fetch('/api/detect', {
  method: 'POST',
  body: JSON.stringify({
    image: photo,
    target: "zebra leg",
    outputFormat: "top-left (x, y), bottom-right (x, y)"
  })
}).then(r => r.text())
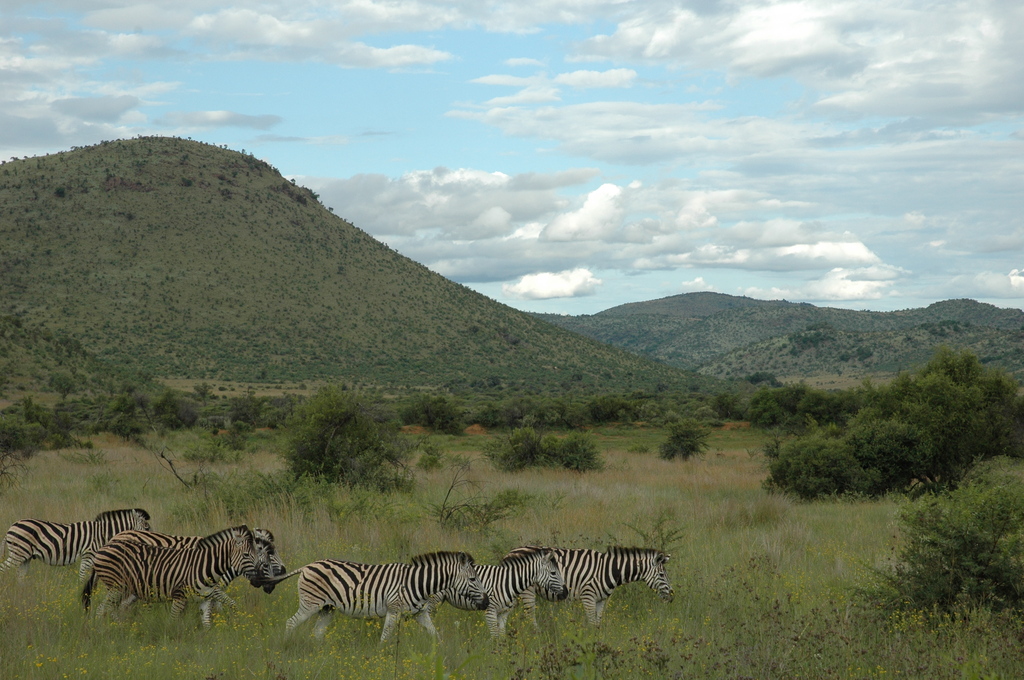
top-left (77, 554), bottom-right (93, 582)
top-left (587, 596), bottom-right (608, 626)
top-left (312, 609), bottom-right (334, 639)
top-left (484, 607), bottom-right (502, 638)
top-left (496, 608), bottom-right (512, 637)
top-left (285, 603), bottom-right (320, 633)
top-left (95, 588), bottom-right (123, 619)
top-left (519, 588), bottom-right (540, 629)
top-left (170, 595), bottom-right (189, 620)
top-left (380, 609), bottom-right (405, 642)
top-left (413, 607), bottom-right (441, 640)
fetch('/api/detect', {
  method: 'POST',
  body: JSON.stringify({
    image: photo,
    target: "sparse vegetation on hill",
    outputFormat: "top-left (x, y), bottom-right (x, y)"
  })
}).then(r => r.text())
top-left (537, 293), bottom-right (1024, 383)
top-left (0, 137), bottom-right (706, 393)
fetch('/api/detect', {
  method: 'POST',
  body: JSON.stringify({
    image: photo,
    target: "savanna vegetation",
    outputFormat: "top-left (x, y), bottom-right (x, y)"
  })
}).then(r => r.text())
top-left (3, 347), bottom-right (1024, 678)
top-left (4, 423), bottom-right (1024, 679)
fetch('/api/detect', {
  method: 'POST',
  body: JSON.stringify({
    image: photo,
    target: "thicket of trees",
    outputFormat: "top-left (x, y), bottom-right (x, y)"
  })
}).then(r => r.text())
top-left (764, 348), bottom-right (1024, 499)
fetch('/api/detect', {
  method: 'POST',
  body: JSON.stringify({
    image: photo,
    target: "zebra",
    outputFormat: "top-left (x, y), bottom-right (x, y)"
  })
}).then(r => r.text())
top-left (250, 551), bottom-right (489, 642)
top-left (92, 526), bottom-right (287, 616)
top-left (424, 545), bottom-right (567, 637)
top-left (506, 545), bottom-right (673, 626)
top-left (0, 508), bottom-right (151, 581)
top-left (103, 527), bottom-right (286, 587)
top-left (81, 525), bottom-right (263, 628)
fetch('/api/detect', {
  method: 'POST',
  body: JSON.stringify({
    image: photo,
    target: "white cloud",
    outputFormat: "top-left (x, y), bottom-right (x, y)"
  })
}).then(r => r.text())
top-left (680, 277), bottom-right (716, 292)
top-left (503, 268), bottom-right (602, 299)
top-left (553, 68), bottom-right (636, 89)
top-left (542, 183), bottom-right (625, 241)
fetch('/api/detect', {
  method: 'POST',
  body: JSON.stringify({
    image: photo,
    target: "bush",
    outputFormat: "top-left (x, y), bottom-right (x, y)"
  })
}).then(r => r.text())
top-left (555, 431), bottom-right (603, 472)
top-left (764, 429), bottom-right (866, 499)
top-left (878, 465), bottom-right (1024, 612)
top-left (659, 418), bottom-right (711, 461)
top-left (484, 427), bottom-right (603, 472)
top-left (400, 393), bottom-right (464, 435)
top-left (284, 387), bottom-right (412, 492)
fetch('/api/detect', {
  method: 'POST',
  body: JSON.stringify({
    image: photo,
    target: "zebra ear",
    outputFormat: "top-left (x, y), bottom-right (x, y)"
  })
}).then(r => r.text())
top-left (658, 553), bottom-right (670, 563)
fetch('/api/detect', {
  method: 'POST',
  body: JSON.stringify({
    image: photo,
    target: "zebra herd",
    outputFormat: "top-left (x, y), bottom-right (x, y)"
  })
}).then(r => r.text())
top-left (2, 508), bottom-right (674, 640)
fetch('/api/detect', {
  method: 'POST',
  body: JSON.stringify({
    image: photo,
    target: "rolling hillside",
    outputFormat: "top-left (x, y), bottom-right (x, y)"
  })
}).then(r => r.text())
top-left (0, 137), bottom-right (706, 393)
top-left (537, 293), bottom-right (1024, 382)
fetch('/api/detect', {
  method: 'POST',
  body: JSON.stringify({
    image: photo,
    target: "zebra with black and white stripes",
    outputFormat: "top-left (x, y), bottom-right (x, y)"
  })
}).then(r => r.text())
top-left (0, 508), bottom-right (151, 580)
top-left (81, 525), bottom-right (264, 628)
top-left (104, 527), bottom-right (286, 588)
top-left (506, 546), bottom-right (673, 626)
top-left (250, 551), bottom-right (489, 641)
top-left (425, 545), bottom-right (567, 637)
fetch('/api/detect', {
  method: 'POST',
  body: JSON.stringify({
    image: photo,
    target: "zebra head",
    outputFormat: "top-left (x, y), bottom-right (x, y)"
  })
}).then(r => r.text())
top-left (199, 525), bottom-right (260, 580)
top-left (412, 551), bottom-right (489, 612)
top-left (609, 547), bottom-right (674, 603)
top-left (252, 528), bottom-right (286, 593)
top-left (454, 552), bottom-right (489, 611)
top-left (131, 509), bottom-right (152, 531)
top-left (503, 546), bottom-right (568, 601)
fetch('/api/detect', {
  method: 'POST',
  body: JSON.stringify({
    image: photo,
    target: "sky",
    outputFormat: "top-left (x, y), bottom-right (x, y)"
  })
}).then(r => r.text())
top-left (3, 1), bottom-right (1024, 316)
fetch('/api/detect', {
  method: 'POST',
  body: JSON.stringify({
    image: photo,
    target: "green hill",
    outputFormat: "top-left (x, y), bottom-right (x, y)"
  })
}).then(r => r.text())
top-left (0, 137), bottom-right (707, 393)
top-left (537, 293), bottom-right (1024, 382)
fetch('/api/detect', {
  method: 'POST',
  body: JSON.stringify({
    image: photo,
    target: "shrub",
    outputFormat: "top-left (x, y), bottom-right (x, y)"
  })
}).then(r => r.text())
top-left (878, 465), bottom-right (1024, 612)
top-left (764, 429), bottom-right (866, 499)
top-left (659, 418), bottom-right (711, 461)
top-left (400, 393), bottom-right (464, 435)
top-left (484, 427), bottom-right (603, 472)
top-left (284, 386), bottom-right (412, 492)
top-left (555, 431), bottom-right (603, 472)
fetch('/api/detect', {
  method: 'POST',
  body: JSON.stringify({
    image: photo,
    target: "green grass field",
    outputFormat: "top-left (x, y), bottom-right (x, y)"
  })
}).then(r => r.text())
top-left (1, 426), bottom-right (1021, 679)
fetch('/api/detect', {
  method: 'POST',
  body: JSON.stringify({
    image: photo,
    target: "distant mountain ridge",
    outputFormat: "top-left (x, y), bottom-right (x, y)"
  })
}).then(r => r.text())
top-left (536, 294), bottom-right (1024, 382)
top-left (0, 137), bottom-right (706, 393)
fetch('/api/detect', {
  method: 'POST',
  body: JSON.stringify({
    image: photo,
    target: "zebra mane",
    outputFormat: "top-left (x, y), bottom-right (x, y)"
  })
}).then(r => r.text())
top-left (93, 508), bottom-right (150, 522)
top-left (500, 546), bottom-right (549, 567)
top-left (197, 525), bottom-right (253, 549)
top-left (409, 550), bottom-right (473, 567)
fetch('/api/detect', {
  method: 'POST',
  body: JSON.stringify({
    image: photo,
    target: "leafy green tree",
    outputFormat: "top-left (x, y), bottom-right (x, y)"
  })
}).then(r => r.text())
top-left (49, 372), bottom-right (76, 400)
top-left (659, 418), bottom-right (711, 461)
top-left (285, 387), bottom-right (412, 492)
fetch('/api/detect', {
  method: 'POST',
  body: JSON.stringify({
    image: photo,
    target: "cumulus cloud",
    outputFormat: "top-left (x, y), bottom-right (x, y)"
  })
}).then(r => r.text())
top-left (542, 183), bottom-right (625, 241)
top-left (503, 268), bottom-right (602, 299)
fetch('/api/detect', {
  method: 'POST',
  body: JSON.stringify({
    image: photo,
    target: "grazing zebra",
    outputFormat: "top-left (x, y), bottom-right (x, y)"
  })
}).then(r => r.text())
top-left (507, 546), bottom-right (673, 626)
top-left (0, 508), bottom-right (151, 580)
top-left (425, 545), bottom-right (568, 637)
top-left (82, 525), bottom-right (263, 628)
top-left (250, 551), bottom-right (489, 642)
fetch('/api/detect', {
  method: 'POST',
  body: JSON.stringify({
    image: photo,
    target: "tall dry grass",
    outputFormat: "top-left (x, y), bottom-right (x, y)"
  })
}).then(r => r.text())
top-left (1, 426), bottom-right (1021, 678)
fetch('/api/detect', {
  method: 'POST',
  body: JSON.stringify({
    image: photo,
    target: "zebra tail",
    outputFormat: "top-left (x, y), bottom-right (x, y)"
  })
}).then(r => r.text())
top-left (249, 567), bottom-right (303, 589)
top-left (81, 570), bottom-right (97, 610)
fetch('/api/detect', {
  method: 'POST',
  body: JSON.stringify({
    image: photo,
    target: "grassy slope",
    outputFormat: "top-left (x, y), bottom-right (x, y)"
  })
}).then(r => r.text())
top-left (0, 138), bottom-right (705, 393)
top-left (538, 293), bottom-right (1024, 380)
